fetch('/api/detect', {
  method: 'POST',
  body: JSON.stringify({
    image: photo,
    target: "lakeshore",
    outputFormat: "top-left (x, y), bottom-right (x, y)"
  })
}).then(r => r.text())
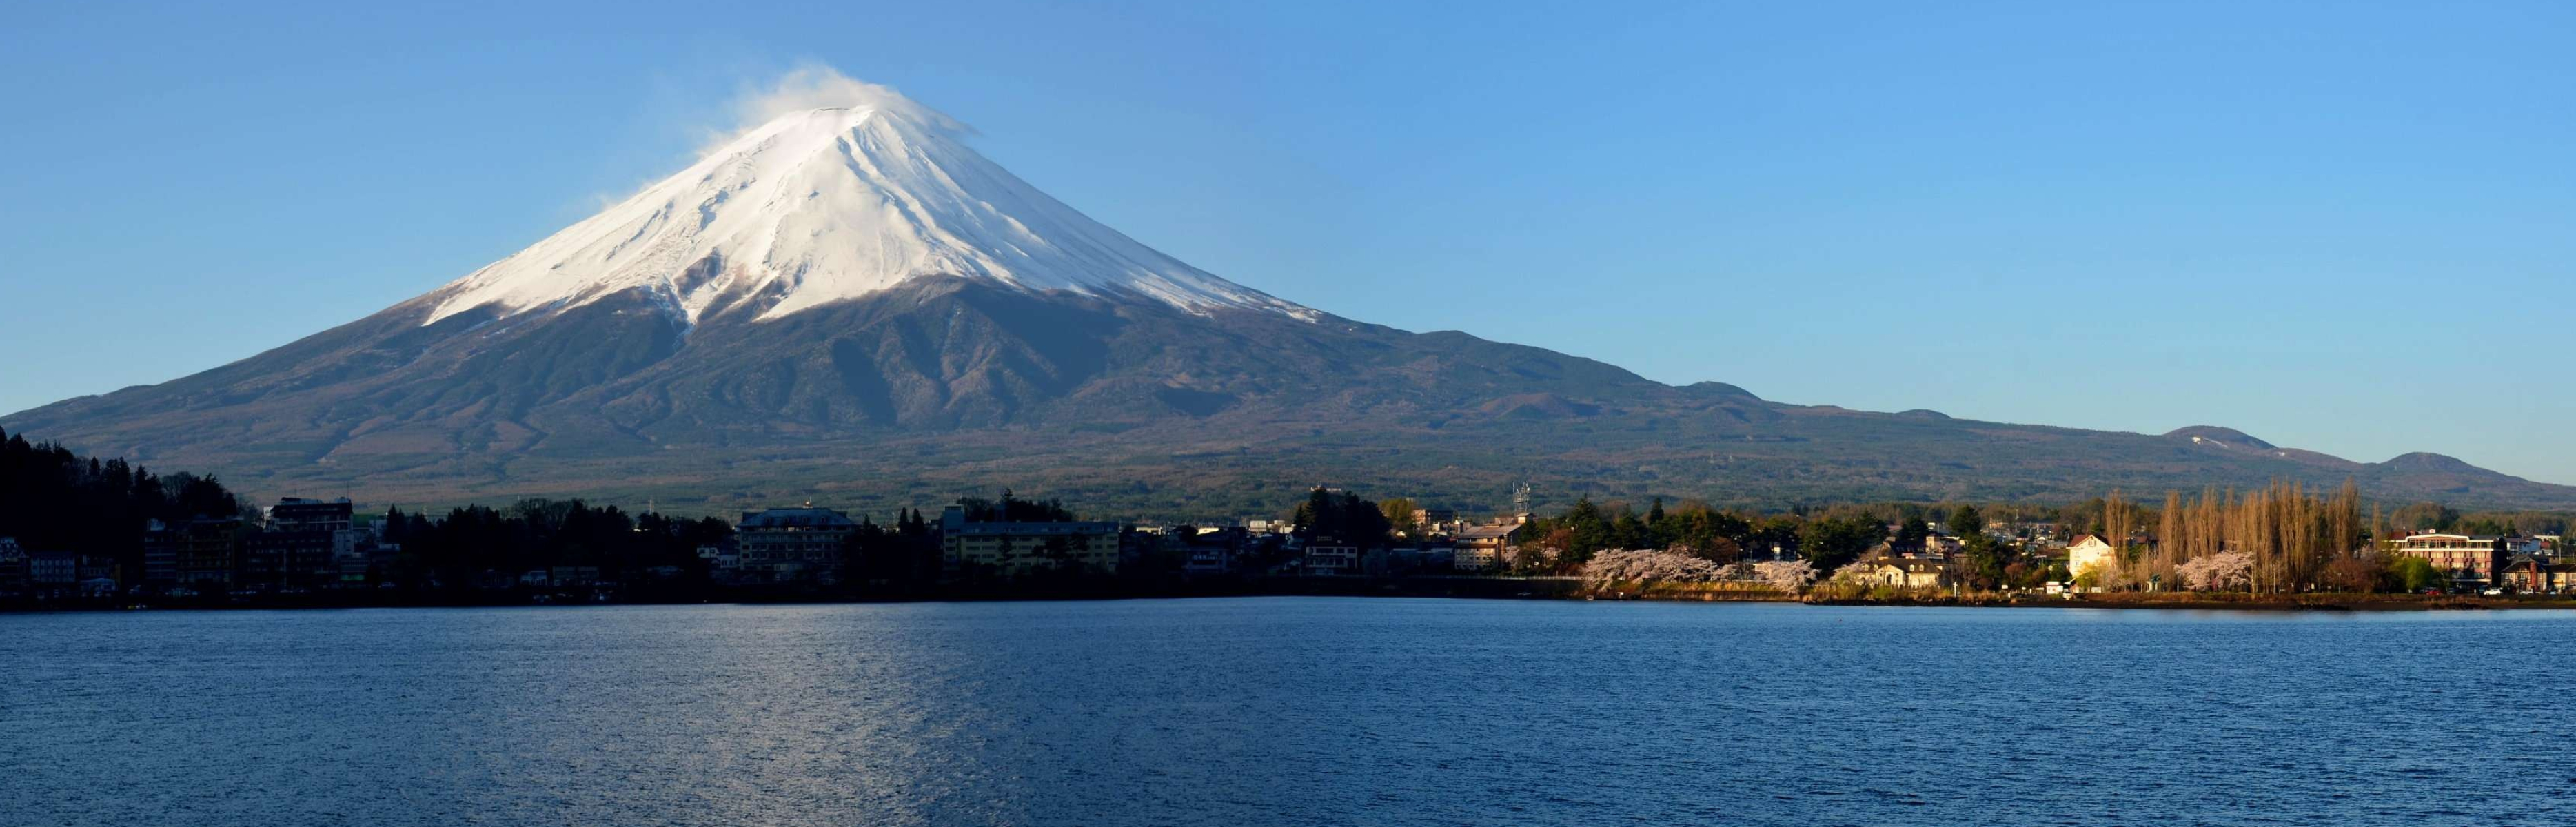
top-left (10, 431), bottom-right (2574, 614)
top-left (20, 575), bottom-right (2576, 614)
top-left (1809, 591), bottom-right (2575, 611)
top-left (1608, 580), bottom-right (2576, 610)
top-left (0, 575), bottom-right (1591, 613)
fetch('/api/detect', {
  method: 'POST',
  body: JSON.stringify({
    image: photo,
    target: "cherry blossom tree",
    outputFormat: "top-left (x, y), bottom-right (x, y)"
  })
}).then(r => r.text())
top-left (2177, 551), bottom-right (2255, 591)
top-left (1752, 560), bottom-right (1816, 594)
top-left (1581, 549), bottom-right (1727, 589)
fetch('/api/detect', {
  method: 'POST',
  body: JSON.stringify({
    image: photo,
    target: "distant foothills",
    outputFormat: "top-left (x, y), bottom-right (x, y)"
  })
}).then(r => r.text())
top-left (5, 426), bottom-right (2572, 611)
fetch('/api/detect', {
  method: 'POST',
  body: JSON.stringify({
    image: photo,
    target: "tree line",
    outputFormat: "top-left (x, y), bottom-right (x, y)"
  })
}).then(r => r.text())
top-left (1509, 482), bottom-right (2576, 595)
top-left (0, 427), bottom-right (241, 571)
top-left (2080, 482), bottom-right (2524, 594)
top-left (1515, 497), bottom-right (1882, 573)
top-left (378, 500), bottom-right (734, 595)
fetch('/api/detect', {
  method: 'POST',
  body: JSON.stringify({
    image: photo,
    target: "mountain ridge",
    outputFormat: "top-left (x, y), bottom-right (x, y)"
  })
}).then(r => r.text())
top-left (9, 273), bottom-right (2561, 516)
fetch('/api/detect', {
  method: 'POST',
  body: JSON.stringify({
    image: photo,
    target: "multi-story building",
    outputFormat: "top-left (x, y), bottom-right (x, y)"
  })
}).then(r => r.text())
top-left (1453, 522), bottom-right (1525, 572)
top-left (0, 537), bottom-right (26, 593)
top-left (76, 553), bottom-right (118, 586)
top-left (28, 551), bottom-right (79, 591)
top-left (940, 504), bottom-right (1121, 578)
top-left (2391, 533), bottom-right (2517, 589)
top-left (736, 507), bottom-right (860, 583)
top-left (265, 498), bottom-right (354, 533)
top-left (241, 498), bottom-right (356, 589)
top-left (176, 518), bottom-right (242, 588)
top-left (332, 527), bottom-right (378, 586)
top-left (77, 562), bottom-right (121, 597)
top-left (243, 529), bottom-right (335, 590)
top-left (1302, 542), bottom-right (1360, 576)
top-left (1178, 527), bottom-right (1243, 575)
top-left (1179, 542), bottom-right (1230, 575)
top-left (143, 520), bottom-right (179, 588)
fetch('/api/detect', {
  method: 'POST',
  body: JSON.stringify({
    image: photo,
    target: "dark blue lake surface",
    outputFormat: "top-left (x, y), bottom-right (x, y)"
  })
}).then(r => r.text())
top-left (5, 598), bottom-right (2573, 826)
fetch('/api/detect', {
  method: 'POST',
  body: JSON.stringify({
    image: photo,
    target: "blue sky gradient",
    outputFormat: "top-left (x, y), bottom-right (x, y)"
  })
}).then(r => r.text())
top-left (3, 1), bottom-right (2570, 481)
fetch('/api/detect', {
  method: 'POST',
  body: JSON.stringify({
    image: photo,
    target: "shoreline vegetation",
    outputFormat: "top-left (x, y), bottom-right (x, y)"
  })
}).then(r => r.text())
top-left (6, 426), bottom-right (2574, 615)
top-left (1601, 581), bottom-right (2575, 611)
top-left (13, 579), bottom-right (2576, 613)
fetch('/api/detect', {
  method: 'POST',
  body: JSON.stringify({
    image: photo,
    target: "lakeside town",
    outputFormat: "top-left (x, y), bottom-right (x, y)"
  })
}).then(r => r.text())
top-left (3, 427), bottom-right (2571, 610)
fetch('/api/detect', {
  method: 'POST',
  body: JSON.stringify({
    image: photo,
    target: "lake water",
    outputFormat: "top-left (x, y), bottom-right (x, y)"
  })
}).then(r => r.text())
top-left (4, 598), bottom-right (2572, 826)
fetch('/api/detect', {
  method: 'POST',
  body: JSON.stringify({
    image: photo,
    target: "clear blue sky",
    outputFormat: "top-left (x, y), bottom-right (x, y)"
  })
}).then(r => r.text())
top-left (3, 1), bottom-right (2570, 482)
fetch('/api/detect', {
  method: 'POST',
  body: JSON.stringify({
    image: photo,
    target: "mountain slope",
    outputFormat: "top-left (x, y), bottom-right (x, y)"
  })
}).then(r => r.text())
top-left (8, 85), bottom-right (2570, 517)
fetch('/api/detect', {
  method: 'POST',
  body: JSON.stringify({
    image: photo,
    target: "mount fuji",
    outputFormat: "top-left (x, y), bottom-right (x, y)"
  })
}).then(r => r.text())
top-left (8, 81), bottom-right (2570, 515)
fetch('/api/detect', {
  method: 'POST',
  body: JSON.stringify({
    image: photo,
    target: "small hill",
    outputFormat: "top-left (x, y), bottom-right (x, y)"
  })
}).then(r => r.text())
top-left (2377, 452), bottom-right (2486, 475)
top-left (2165, 426), bottom-right (2277, 451)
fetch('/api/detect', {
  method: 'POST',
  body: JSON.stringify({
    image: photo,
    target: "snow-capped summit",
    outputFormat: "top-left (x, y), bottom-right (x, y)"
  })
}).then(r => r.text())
top-left (427, 88), bottom-right (1306, 327)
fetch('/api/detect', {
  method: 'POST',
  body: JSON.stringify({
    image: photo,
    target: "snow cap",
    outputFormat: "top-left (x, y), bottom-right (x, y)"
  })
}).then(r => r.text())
top-left (422, 67), bottom-right (1310, 327)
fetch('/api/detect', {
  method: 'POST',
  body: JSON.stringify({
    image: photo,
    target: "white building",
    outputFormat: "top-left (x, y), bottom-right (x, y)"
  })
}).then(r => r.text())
top-left (2391, 533), bottom-right (2524, 589)
top-left (2067, 535), bottom-right (2117, 582)
top-left (737, 507), bottom-right (861, 583)
top-left (697, 544), bottom-right (738, 574)
top-left (1304, 544), bottom-right (1360, 575)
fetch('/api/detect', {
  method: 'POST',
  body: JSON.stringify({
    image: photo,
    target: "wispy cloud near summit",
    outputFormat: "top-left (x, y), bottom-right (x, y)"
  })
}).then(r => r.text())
top-left (706, 64), bottom-right (969, 154)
